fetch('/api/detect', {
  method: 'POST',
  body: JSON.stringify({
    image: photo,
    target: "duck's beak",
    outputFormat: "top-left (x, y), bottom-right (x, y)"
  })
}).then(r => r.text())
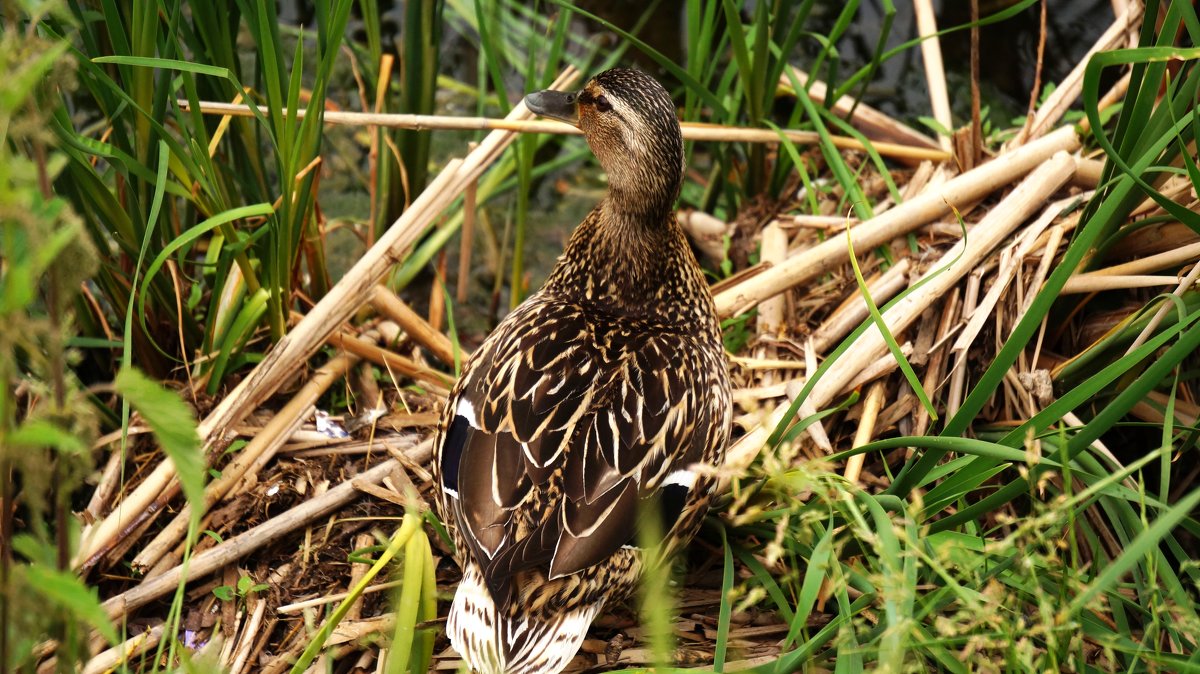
top-left (524, 89), bottom-right (579, 127)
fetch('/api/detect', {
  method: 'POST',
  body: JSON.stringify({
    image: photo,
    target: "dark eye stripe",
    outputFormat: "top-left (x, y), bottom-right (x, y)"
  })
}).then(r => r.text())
top-left (594, 95), bottom-right (612, 113)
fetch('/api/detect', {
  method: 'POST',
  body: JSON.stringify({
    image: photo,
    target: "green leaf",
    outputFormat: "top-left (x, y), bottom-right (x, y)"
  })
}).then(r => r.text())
top-left (114, 367), bottom-right (205, 528)
top-left (24, 564), bottom-right (118, 646)
top-left (8, 420), bottom-right (87, 455)
top-left (91, 55), bottom-right (232, 79)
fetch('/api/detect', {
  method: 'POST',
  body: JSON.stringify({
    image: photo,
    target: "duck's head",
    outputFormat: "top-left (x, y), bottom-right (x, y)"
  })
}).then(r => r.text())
top-left (525, 68), bottom-right (684, 219)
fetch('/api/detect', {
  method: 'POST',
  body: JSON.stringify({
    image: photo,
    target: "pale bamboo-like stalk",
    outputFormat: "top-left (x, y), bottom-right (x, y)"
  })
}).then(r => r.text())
top-left (844, 343), bottom-right (914, 394)
top-left (369, 285), bottom-right (461, 365)
top-left (947, 273), bottom-right (983, 419)
top-left (180, 100), bottom-right (952, 162)
top-left (1060, 274), bottom-right (1182, 294)
top-left (914, 0), bottom-right (954, 153)
top-left (227, 594), bottom-right (268, 674)
top-left (276, 579), bottom-right (404, 615)
top-left (713, 125), bottom-right (1081, 318)
top-left (912, 288), bottom-right (960, 437)
top-left (328, 330), bottom-right (452, 394)
top-left (755, 222), bottom-right (789, 385)
top-left (1065, 239), bottom-right (1200, 282)
top-left (845, 382), bottom-right (886, 485)
top-left (73, 66), bottom-right (582, 572)
top-left (79, 624), bottom-right (164, 674)
top-left (677, 210), bottom-right (730, 265)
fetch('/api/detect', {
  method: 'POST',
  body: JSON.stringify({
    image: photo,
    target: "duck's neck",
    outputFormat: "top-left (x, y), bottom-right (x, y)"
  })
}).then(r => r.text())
top-left (543, 195), bottom-right (705, 319)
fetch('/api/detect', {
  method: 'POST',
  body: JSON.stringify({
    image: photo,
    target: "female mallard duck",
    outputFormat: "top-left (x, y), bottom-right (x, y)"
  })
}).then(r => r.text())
top-left (433, 68), bottom-right (732, 674)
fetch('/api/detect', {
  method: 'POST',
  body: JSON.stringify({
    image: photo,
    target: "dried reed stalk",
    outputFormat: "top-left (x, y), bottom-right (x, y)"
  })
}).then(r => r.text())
top-left (370, 285), bottom-right (461, 365)
top-left (845, 382), bottom-right (886, 484)
top-left (952, 196), bottom-right (1082, 357)
top-left (180, 100), bottom-right (951, 162)
top-left (327, 330), bottom-right (452, 393)
top-left (914, 0), bottom-right (954, 153)
top-left (713, 125), bottom-right (1080, 318)
top-left (1060, 274), bottom-right (1181, 294)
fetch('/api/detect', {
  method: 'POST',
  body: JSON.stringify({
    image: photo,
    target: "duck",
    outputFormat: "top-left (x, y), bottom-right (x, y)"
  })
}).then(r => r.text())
top-left (433, 68), bottom-right (732, 674)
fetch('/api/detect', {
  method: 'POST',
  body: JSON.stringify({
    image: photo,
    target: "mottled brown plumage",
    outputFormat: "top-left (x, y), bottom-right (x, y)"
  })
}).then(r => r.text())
top-left (433, 68), bottom-right (732, 674)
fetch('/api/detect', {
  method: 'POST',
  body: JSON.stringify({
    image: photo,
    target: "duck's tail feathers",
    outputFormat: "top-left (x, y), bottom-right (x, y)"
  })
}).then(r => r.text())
top-left (446, 566), bottom-right (602, 674)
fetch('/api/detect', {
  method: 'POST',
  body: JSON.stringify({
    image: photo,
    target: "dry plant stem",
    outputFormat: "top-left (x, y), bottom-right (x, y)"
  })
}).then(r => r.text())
top-left (83, 444), bottom-right (125, 522)
top-left (429, 250), bottom-right (447, 331)
top-left (1125, 260), bottom-right (1200, 354)
top-left (181, 100), bottom-right (951, 163)
top-left (1011, 6), bottom-right (1139, 145)
top-left (1024, 224), bottom-right (1066, 315)
top-left (277, 579), bottom-right (404, 615)
top-left (811, 259), bottom-right (911, 354)
top-left (1066, 239), bottom-right (1200, 281)
top-left (100, 457), bottom-right (400, 621)
top-left (807, 153), bottom-right (1076, 421)
top-left (952, 196), bottom-right (1081, 356)
top-left (228, 596), bottom-right (268, 674)
top-left (125, 351), bottom-right (362, 574)
top-left (1059, 275), bottom-right (1181, 294)
top-left (845, 382), bottom-right (886, 484)
top-left (329, 330), bottom-right (452, 394)
top-left (345, 533), bottom-right (376, 622)
top-left (714, 126), bottom-right (1080, 317)
top-left (844, 343), bottom-right (914, 394)
top-left (803, 339), bottom-right (833, 453)
top-left (947, 271), bottom-right (983, 420)
top-left (678, 210), bottom-right (731, 264)
top-left (719, 381), bottom-right (801, 491)
top-left (914, 289), bottom-right (961, 437)
top-left (914, 0), bottom-right (954, 153)
top-left (780, 214), bottom-right (858, 230)
top-left (369, 285), bottom-right (461, 365)
top-left (756, 222), bottom-right (788, 386)
top-left (1136, 391), bottom-right (1200, 426)
top-left (1072, 158), bottom-right (1105, 188)
top-left (79, 624), bottom-right (164, 674)
top-left (233, 564), bottom-right (291, 674)
top-left (457, 177), bottom-right (477, 303)
top-left (784, 66), bottom-right (939, 153)
top-left (71, 69), bottom-right (584, 570)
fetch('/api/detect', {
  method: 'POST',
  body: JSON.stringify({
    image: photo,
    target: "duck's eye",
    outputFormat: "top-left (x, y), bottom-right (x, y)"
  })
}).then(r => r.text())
top-left (594, 95), bottom-right (612, 113)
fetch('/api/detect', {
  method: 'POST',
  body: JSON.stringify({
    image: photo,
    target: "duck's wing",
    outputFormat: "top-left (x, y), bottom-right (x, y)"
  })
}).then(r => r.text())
top-left (436, 301), bottom-right (730, 601)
